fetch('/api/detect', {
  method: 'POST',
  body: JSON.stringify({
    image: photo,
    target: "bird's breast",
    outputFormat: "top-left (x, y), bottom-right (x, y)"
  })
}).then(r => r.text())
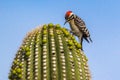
top-left (69, 20), bottom-right (82, 36)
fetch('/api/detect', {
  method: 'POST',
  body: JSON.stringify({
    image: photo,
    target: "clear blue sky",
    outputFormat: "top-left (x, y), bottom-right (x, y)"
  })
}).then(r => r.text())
top-left (0, 0), bottom-right (120, 80)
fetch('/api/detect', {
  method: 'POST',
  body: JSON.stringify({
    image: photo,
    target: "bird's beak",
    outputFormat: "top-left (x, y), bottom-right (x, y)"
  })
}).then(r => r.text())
top-left (64, 20), bottom-right (68, 25)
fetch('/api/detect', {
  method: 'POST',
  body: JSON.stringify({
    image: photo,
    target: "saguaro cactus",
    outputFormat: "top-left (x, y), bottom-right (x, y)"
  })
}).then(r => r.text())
top-left (9, 23), bottom-right (91, 80)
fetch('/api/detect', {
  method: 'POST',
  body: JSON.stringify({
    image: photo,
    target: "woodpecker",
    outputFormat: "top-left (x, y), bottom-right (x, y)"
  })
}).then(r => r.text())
top-left (64, 11), bottom-right (92, 50)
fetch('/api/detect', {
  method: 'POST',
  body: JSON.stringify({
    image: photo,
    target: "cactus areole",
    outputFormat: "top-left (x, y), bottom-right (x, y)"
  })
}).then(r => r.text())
top-left (9, 23), bottom-right (91, 80)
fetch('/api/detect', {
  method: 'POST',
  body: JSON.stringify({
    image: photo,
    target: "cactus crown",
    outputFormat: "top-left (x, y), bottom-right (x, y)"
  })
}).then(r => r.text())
top-left (9, 23), bottom-right (91, 80)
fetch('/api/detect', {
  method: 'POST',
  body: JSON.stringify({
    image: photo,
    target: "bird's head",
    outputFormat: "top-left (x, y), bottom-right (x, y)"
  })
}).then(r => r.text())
top-left (64, 11), bottom-right (74, 25)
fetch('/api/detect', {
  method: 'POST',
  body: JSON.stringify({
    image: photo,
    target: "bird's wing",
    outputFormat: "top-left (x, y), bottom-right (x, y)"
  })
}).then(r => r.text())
top-left (74, 15), bottom-right (90, 37)
top-left (74, 15), bottom-right (92, 43)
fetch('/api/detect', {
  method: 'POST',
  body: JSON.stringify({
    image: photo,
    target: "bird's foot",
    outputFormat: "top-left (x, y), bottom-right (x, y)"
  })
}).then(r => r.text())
top-left (69, 30), bottom-right (76, 35)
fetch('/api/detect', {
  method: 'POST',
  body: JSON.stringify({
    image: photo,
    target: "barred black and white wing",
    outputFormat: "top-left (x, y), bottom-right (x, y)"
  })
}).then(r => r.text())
top-left (74, 15), bottom-right (92, 43)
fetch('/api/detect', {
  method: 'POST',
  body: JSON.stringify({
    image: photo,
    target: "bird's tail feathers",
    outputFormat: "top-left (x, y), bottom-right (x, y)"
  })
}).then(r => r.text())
top-left (84, 37), bottom-right (92, 43)
top-left (84, 37), bottom-right (90, 43)
top-left (89, 37), bottom-right (93, 43)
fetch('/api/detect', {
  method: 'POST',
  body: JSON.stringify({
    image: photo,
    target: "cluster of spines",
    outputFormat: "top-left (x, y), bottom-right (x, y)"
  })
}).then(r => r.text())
top-left (9, 23), bottom-right (91, 80)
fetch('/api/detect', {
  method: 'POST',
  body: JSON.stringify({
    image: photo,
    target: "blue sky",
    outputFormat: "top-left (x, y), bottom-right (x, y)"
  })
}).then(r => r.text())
top-left (0, 0), bottom-right (120, 80)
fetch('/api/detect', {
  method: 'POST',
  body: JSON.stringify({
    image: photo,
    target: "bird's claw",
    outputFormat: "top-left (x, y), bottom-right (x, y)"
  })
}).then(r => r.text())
top-left (65, 29), bottom-right (75, 35)
top-left (70, 31), bottom-right (76, 35)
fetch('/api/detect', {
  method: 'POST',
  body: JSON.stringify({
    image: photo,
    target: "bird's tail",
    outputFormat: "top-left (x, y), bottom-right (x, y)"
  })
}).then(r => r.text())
top-left (84, 37), bottom-right (93, 43)
top-left (89, 37), bottom-right (93, 43)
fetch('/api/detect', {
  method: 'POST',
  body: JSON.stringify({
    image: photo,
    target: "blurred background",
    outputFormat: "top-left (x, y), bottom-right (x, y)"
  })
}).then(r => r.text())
top-left (0, 0), bottom-right (120, 80)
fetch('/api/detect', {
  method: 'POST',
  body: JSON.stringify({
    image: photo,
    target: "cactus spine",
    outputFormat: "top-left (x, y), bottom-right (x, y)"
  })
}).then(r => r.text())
top-left (9, 23), bottom-right (91, 80)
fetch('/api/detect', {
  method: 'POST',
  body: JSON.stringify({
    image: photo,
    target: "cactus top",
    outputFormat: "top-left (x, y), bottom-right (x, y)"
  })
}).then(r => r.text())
top-left (9, 23), bottom-right (91, 80)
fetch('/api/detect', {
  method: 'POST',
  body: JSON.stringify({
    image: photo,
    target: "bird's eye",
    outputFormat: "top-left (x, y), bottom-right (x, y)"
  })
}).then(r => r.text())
top-left (65, 16), bottom-right (67, 19)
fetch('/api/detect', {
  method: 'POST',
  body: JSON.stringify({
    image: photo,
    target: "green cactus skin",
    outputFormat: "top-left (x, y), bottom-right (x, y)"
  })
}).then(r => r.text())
top-left (9, 23), bottom-right (91, 80)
